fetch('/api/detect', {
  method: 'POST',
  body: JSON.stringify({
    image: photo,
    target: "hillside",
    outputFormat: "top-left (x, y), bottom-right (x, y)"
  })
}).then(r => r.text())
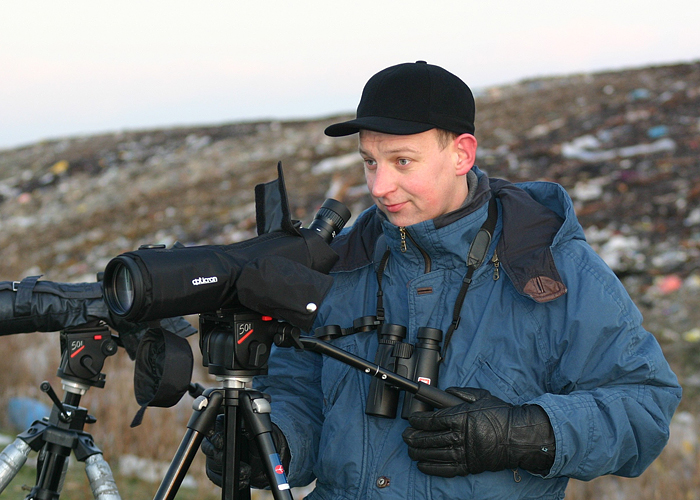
top-left (3, 60), bottom-right (700, 376)
top-left (1, 63), bottom-right (699, 283)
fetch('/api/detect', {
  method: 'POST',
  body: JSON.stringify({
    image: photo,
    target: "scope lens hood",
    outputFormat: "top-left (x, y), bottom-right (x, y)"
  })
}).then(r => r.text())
top-left (104, 256), bottom-right (144, 319)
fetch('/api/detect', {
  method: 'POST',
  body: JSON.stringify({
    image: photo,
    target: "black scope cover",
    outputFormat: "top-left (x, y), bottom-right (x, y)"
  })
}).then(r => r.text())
top-left (103, 163), bottom-right (348, 330)
top-left (106, 228), bottom-right (338, 330)
top-left (0, 275), bottom-right (196, 358)
top-left (0, 277), bottom-right (105, 335)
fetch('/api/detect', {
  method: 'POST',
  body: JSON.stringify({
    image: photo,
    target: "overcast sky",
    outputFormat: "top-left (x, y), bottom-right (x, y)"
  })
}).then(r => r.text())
top-left (1, 1), bottom-right (698, 150)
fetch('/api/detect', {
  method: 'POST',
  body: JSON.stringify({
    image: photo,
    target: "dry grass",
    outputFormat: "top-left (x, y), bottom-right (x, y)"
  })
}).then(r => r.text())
top-left (1, 330), bottom-right (696, 500)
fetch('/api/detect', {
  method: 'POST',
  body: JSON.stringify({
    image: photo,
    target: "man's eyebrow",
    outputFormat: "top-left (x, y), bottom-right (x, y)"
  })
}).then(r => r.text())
top-left (358, 146), bottom-right (422, 156)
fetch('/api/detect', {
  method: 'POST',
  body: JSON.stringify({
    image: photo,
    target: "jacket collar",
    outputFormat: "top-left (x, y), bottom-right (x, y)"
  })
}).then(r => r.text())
top-left (378, 169), bottom-right (493, 272)
top-left (330, 168), bottom-right (570, 303)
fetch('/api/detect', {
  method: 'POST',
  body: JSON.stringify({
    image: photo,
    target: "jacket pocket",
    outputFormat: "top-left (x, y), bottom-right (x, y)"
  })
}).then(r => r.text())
top-left (320, 335), bottom-right (358, 414)
top-left (469, 356), bottom-right (532, 404)
top-left (315, 335), bottom-right (365, 494)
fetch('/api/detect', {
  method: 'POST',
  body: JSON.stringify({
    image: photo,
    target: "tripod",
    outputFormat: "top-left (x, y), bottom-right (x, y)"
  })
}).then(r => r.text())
top-left (154, 310), bottom-right (295, 500)
top-left (0, 323), bottom-right (121, 499)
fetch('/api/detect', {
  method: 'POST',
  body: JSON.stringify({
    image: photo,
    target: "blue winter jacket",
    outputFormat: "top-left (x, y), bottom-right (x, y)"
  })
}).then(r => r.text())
top-left (255, 167), bottom-right (681, 500)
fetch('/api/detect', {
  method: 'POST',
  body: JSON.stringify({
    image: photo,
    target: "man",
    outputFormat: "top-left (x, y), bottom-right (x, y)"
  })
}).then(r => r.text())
top-left (204, 61), bottom-right (681, 499)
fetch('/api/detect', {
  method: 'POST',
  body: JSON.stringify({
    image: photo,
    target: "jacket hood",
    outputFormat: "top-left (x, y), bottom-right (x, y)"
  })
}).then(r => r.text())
top-left (492, 178), bottom-right (569, 303)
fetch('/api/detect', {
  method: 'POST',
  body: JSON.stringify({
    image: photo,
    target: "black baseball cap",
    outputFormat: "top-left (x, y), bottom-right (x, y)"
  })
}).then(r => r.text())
top-left (325, 61), bottom-right (475, 137)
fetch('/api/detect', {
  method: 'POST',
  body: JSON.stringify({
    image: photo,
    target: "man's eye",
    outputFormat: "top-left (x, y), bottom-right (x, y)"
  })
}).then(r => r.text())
top-left (398, 159), bottom-right (411, 166)
top-left (364, 159), bottom-right (377, 168)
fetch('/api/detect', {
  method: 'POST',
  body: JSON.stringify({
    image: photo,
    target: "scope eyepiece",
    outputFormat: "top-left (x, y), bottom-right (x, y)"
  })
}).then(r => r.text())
top-left (308, 199), bottom-right (351, 243)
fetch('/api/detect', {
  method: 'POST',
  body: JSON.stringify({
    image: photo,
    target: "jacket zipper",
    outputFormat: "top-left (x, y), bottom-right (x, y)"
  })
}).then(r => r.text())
top-left (399, 227), bottom-right (431, 274)
top-left (492, 250), bottom-right (500, 281)
top-left (399, 227), bottom-right (408, 253)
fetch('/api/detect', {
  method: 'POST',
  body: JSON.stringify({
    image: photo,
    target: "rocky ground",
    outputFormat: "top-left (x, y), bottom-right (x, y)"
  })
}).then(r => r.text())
top-left (1, 61), bottom-right (700, 497)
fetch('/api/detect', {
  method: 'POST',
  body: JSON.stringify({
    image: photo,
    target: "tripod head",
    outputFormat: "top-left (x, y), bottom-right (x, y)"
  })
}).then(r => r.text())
top-left (199, 308), bottom-right (299, 380)
top-left (57, 322), bottom-right (118, 393)
top-left (34, 321), bottom-right (120, 425)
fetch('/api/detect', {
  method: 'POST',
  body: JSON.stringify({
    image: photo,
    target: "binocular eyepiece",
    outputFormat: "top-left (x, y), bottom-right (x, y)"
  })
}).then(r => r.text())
top-left (366, 325), bottom-right (443, 419)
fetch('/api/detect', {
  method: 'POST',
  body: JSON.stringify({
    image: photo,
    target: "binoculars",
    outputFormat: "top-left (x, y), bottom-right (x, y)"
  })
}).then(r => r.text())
top-left (315, 319), bottom-right (443, 419)
top-left (365, 324), bottom-right (443, 419)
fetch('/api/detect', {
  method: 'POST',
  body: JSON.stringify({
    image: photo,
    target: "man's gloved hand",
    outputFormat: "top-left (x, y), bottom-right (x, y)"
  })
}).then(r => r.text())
top-left (201, 414), bottom-right (291, 489)
top-left (402, 387), bottom-right (555, 477)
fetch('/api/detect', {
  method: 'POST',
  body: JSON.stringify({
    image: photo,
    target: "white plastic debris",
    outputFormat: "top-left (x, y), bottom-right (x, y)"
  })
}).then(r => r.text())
top-left (311, 153), bottom-right (360, 175)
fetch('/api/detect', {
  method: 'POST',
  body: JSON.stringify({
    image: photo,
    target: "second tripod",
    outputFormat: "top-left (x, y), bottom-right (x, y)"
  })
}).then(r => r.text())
top-left (0, 323), bottom-right (121, 500)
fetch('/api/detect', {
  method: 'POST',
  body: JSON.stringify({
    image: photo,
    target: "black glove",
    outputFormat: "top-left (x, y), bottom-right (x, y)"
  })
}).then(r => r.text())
top-left (201, 414), bottom-right (291, 489)
top-left (402, 387), bottom-right (555, 477)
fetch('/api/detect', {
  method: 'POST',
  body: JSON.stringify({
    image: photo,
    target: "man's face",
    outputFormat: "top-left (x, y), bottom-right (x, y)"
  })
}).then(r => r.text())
top-left (359, 129), bottom-right (474, 227)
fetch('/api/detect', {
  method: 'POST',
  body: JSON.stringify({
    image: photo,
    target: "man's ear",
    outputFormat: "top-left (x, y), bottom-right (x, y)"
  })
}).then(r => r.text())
top-left (454, 134), bottom-right (477, 175)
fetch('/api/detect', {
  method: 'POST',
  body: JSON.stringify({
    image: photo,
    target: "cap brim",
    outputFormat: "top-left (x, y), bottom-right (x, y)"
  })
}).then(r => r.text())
top-left (324, 116), bottom-right (435, 137)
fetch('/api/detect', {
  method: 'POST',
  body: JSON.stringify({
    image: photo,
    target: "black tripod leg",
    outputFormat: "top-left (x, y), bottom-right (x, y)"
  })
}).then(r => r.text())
top-left (223, 395), bottom-right (247, 500)
top-left (240, 392), bottom-right (293, 500)
top-left (153, 390), bottom-right (223, 500)
top-left (31, 441), bottom-right (73, 499)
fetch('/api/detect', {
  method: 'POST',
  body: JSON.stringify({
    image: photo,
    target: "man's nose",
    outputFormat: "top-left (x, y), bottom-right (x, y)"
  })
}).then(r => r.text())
top-left (370, 165), bottom-right (396, 198)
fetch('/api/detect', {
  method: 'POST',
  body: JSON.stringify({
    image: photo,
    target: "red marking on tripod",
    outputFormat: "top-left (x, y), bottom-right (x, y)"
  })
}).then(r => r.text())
top-left (237, 329), bottom-right (254, 344)
top-left (71, 345), bottom-right (86, 358)
top-left (275, 465), bottom-right (285, 475)
top-left (418, 376), bottom-right (432, 385)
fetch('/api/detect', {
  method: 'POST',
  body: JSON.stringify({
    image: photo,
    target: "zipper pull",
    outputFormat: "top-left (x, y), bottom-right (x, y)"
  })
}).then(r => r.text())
top-left (512, 468), bottom-right (522, 483)
top-left (399, 227), bottom-right (408, 253)
top-left (492, 250), bottom-right (500, 281)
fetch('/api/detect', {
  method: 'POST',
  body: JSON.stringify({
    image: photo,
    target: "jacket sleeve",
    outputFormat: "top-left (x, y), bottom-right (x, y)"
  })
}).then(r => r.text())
top-left (532, 240), bottom-right (681, 480)
top-left (254, 343), bottom-right (323, 486)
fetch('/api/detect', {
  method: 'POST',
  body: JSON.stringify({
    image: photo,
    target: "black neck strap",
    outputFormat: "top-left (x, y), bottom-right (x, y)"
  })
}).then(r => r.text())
top-left (441, 196), bottom-right (498, 358)
top-left (375, 248), bottom-right (391, 323)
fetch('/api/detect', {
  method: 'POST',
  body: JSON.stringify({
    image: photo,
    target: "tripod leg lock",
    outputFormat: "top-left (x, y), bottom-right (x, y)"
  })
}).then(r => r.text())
top-left (187, 390), bottom-right (224, 435)
top-left (250, 396), bottom-right (271, 415)
top-left (192, 395), bottom-right (209, 412)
